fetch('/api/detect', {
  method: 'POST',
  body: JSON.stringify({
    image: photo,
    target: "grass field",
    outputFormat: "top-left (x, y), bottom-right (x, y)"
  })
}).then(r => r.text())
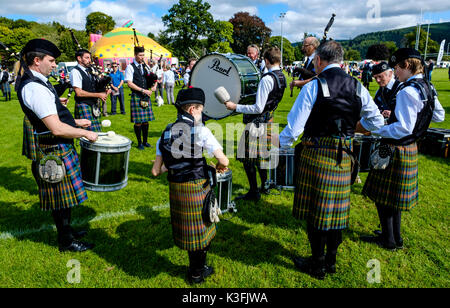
top-left (0, 68), bottom-right (449, 288)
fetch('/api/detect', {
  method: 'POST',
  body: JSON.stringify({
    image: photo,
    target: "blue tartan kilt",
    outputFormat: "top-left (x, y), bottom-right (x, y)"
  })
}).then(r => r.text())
top-left (130, 93), bottom-right (155, 123)
top-left (74, 102), bottom-right (102, 132)
top-left (169, 179), bottom-right (216, 251)
top-left (33, 135), bottom-right (87, 211)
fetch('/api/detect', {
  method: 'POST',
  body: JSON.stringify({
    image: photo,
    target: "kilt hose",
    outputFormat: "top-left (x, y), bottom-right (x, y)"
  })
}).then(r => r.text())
top-left (32, 135), bottom-right (87, 211)
top-left (74, 102), bottom-right (102, 132)
top-left (130, 93), bottom-right (155, 124)
top-left (237, 119), bottom-right (273, 166)
top-left (293, 137), bottom-right (353, 231)
top-left (22, 115), bottom-right (38, 161)
top-left (169, 179), bottom-right (216, 251)
top-left (363, 143), bottom-right (419, 211)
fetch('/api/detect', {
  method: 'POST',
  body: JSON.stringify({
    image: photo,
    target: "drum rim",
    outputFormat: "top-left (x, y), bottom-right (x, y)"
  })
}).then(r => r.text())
top-left (216, 169), bottom-right (232, 181)
top-left (80, 135), bottom-right (132, 148)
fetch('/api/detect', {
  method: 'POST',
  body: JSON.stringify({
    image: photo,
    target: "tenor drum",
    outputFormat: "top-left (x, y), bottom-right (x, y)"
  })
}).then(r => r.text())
top-left (267, 148), bottom-right (295, 190)
top-left (215, 169), bottom-right (236, 214)
top-left (190, 53), bottom-right (261, 119)
top-left (353, 134), bottom-right (380, 172)
top-left (80, 134), bottom-right (132, 191)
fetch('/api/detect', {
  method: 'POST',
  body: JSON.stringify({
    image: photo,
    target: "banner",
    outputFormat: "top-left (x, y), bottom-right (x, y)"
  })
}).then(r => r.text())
top-left (437, 39), bottom-right (446, 65)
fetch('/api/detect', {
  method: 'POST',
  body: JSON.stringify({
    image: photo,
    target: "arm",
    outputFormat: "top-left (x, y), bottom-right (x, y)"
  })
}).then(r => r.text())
top-left (152, 155), bottom-right (167, 177)
top-left (358, 84), bottom-right (385, 132)
top-left (213, 148), bottom-right (229, 173)
top-left (41, 114), bottom-right (97, 142)
top-left (226, 75), bottom-right (273, 114)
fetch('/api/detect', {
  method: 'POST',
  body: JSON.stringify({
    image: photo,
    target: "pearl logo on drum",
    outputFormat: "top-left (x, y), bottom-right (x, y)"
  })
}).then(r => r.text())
top-left (208, 58), bottom-right (232, 77)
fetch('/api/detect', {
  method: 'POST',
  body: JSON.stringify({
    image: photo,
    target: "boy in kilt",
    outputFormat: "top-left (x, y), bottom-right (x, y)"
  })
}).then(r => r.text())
top-left (70, 49), bottom-right (109, 132)
top-left (152, 88), bottom-right (229, 284)
top-left (125, 46), bottom-right (157, 150)
top-left (361, 48), bottom-right (445, 250)
top-left (279, 41), bottom-right (385, 279)
top-left (17, 39), bottom-right (98, 252)
top-left (225, 47), bottom-right (286, 202)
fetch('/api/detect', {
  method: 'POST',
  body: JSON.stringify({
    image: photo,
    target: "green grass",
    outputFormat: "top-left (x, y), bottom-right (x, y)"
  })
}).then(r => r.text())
top-left (0, 69), bottom-right (449, 288)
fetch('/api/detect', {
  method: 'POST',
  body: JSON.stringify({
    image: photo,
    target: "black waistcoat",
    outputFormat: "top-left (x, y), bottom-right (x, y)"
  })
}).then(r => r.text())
top-left (374, 79), bottom-right (401, 112)
top-left (72, 65), bottom-right (97, 105)
top-left (303, 67), bottom-right (362, 138)
top-left (159, 113), bottom-right (208, 183)
top-left (131, 62), bottom-right (148, 95)
top-left (17, 70), bottom-right (76, 144)
top-left (384, 78), bottom-right (436, 145)
top-left (243, 70), bottom-right (287, 124)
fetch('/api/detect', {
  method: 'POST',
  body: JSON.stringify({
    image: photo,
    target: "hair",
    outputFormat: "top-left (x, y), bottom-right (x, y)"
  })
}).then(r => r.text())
top-left (263, 47), bottom-right (281, 65)
top-left (247, 44), bottom-right (260, 54)
top-left (188, 58), bottom-right (196, 67)
top-left (75, 49), bottom-right (90, 61)
top-left (316, 40), bottom-right (344, 64)
top-left (25, 51), bottom-right (47, 66)
top-left (134, 46), bottom-right (145, 55)
top-left (398, 58), bottom-right (424, 75)
top-left (305, 37), bottom-right (320, 49)
top-left (181, 103), bottom-right (201, 113)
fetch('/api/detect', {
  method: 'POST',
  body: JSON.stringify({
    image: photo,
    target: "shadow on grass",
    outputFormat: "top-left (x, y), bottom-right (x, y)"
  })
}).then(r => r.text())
top-left (0, 166), bottom-right (38, 195)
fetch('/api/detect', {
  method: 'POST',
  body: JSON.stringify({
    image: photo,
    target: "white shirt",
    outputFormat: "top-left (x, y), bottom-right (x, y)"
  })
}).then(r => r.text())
top-left (372, 74), bottom-right (445, 139)
top-left (183, 69), bottom-right (191, 85)
top-left (124, 59), bottom-right (145, 82)
top-left (156, 68), bottom-right (163, 80)
top-left (156, 116), bottom-right (222, 157)
top-left (163, 70), bottom-right (175, 85)
top-left (21, 70), bottom-right (57, 119)
top-left (236, 65), bottom-right (280, 115)
top-left (374, 75), bottom-right (399, 98)
top-left (254, 59), bottom-right (268, 74)
top-left (280, 63), bottom-right (385, 147)
top-left (69, 64), bottom-right (90, 89)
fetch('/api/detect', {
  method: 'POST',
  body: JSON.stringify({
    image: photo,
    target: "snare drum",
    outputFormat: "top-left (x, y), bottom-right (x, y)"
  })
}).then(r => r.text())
top-left (353, 134), bottom-right (380, 172)
top-left (80, 134), bottom-right (132, 191)
top-left (267, 148), bottom-right (295, 190)
top-left (215, 169), bottom-right (236, 214)
top-left (190, 53), bottom-right (261, 119)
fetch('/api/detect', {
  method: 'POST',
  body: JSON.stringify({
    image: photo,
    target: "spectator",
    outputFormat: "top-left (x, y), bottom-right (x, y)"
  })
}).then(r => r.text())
top-left (163, 65), bottom-right (175, 105)
top-left (109, 63), bottom-right (125, 115)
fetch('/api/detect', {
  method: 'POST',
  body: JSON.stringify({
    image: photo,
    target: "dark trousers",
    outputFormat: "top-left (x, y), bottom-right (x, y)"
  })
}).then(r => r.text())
top-left (188, 244), bottom-right (210, 276)
top-left (376, 204), bottom-right (402, 246)
top-left (155, 82), bottom-right (164, 99)
top-left (307, 223), bottom-right (343, 266)
top-left (110, 87), bottom-right (125, 114)
top-left (242, 161), bottom-right (267, 192)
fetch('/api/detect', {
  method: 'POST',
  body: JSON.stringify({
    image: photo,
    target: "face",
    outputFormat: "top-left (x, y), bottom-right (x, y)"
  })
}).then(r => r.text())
top-left (135, 52), bottom-right (145, 63)
top-left (247, 47), bottom-right (258, 61)
top-left (373, 70), bottom-right (393, 87)
top-left (190, 105), bottom-right (204, 123)
top-left (112, 64), bottom-right (118, 71)
top-left (36, 55), bottom-right (57, 76)
top-left (302, 39), bottom-right (315, 56)
top-left (77, 53), bottom-right (91, 67)
top-left (394, 64), bottom-right (412, 82)
top-left (188, 60), bottom-right (196, 70)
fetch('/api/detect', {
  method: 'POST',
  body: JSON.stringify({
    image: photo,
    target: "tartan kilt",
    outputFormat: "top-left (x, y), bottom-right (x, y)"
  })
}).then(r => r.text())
top-left (130, 93), bottom-right (155, 123)
top-left (74, 102), bottom-right (102, 132)
top-left (169, 179), bottom-right (216, 251)
top-left (362, 143), bottom-right (418, 211)
top-left (33, 135), bottom-right (87, 211)
top-left (236, 120), bottom-right (273, 165)
top-left (293, 137), bottom-right (353, 231)
top-left (22, 116), bottom-right (38, 161)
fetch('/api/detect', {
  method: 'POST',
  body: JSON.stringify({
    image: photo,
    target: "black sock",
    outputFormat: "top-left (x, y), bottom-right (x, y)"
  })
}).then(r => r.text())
top-left (142, 123), bottom-right (149, 144)
top-left (52, 208), bottom-right (73, 246)
top-left (257, 164), bottom-right (267, 190)
top-left (243, 162), bottom-right (258, 193)
top-left (325, 230), bottom-right (342, 266)
top-left (381, 207), bottom-right (396, 246)
top-left (134, 125), bottom-right (142, 145)
top-left (393, 209), bottom-right (402, 244)
top-left (307, 223), bottom-right (326, 263)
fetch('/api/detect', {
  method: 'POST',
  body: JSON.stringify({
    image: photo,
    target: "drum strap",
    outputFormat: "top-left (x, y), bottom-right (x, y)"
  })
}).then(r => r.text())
top-left (316, 77), bottom-right (330, 98)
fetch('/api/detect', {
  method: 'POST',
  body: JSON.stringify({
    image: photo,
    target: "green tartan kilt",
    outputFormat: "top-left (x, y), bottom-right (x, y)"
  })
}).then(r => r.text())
top-left (293, 137), bottom-right (353, 231)
top-left (130, 93), bottom-right (155, 123)
top-left (169, 179), bottom-right (216, 251)
top-left (74, 102), bottom-right (102, 132)
top-left (237, 120), bottom-right (273, 165)
top-left (33, 135), bottom-right (88, 211)
top-left (22, 116), bottom-right (38, 161)
top-left (362, 143), bottom-right (419, 211)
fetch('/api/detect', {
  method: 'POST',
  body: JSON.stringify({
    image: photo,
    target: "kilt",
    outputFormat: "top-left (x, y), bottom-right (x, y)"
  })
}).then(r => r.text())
top-left (22, 116), bottom-right (38, 161)
top-left (293, 137), bottom-right (353, 231)
top-left (362, 143), bottom-right (418, 211)
top-left (74, 102), bottom-right (102, 132)
top-left (169, 179), bottom-right (216, 251)
top-left (130, 93), bottom-right (155, 123)
top-left (33, 135), bottom-right (87, 211)
top-left (236, 119), bottom-right (273, 165)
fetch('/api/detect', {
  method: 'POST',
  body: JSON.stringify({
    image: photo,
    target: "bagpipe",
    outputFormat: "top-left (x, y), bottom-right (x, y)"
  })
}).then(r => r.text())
top-left (133, 28), bottom-right (158, 89)
top-left (290, 13), bottom-right (336, 97)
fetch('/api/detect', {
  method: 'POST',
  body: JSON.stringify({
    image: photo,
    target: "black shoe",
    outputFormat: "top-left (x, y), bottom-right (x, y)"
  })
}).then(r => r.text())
top-left (202, 265), bottom-right (214, 279)
top-left (235, 191), bottom-right (261, 202)
top-left (325, 264), bottom-right (336, 274)
top-left (121, 112), bottom-right (126, 115)
top-left (137, 144), bottom-right (145, 150)
top-left (111, 113), bottom-right (117, 115)
top-left (360, 235), bottom-right (396, 251)
top-left (187, 269), bottom-right (204, 284)
top-left (259, 187), bottom-right (271, 195)
top-left (396, 239), bottom-right (404, 250)
top-left (143, 142), bottom-right (152, 148)
top-left (373, 230), bottom-right (382, 236)
top-left (59, 240), bottom-right (95, 252)
top-left (293, 256), bottom-right (325, 280)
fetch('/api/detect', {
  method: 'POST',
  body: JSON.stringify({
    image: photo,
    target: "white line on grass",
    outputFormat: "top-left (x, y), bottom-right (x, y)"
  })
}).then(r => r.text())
top-left (0, 203), bottom-right (170, 241)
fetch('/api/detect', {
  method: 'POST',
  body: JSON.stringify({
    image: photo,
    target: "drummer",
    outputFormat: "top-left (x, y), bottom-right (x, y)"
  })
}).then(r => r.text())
top-left (372, 62), bottom-right (402, 119)
top-left (279, 41), bottom-right (384, 279)
top-left (225, 47), bottom-right (286, 201)
top-left (17, 39), bottom-right (98, 252)
top-left (152, 87), bottom-right (229, 284)
top-left (247, 44), bottom-right (268, 74)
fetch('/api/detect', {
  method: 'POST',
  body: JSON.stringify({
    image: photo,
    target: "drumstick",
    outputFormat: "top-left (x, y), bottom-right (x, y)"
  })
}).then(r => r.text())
top-left (214, 87), bottom-right (231, 104)
top-left (97, 131), bottom-right (116, 137)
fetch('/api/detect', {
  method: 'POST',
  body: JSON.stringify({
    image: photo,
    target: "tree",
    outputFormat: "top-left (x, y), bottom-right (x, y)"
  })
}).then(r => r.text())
top-left (269, 36), bottom-right (294, 64)
top-left (382, 41), bottom-right (398, 56)
top-left (229, 12), bottom-right (271, 55)
top-left (404, 29), bottom-right (440, 55)
top-left (344, 48), bottom-right (361, 61)
top-left (85, 12), bottom-right (115, 35)
top-left (207, 21), bottom-right (234, 53)
top-left (147, 32), bottom-right (156, 40)
top-left (161, 0), bottom-right (216, 60)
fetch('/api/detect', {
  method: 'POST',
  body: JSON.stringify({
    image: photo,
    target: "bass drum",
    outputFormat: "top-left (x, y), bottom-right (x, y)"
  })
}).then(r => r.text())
top-left (190, 53), bottom-right (261, 120)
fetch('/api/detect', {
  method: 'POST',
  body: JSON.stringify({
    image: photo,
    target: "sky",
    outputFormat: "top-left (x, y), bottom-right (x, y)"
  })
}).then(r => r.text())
top-left (1, 0), bottom-right (450, 43)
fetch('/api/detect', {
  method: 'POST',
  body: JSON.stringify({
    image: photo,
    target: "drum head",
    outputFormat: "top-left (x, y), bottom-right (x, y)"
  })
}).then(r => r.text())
top-left (191, 53), bottom-right (259, 120)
